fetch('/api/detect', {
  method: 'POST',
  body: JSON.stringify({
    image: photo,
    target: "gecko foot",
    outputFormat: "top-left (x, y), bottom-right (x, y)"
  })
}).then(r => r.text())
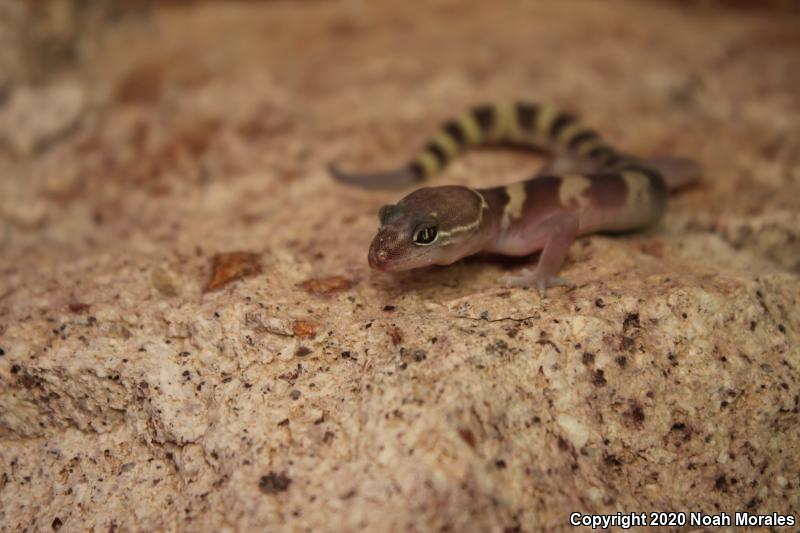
top-left (499, 269), bottom-right (572, 296)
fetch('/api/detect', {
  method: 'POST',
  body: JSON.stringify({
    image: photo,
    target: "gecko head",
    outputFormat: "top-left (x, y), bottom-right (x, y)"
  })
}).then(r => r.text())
top-left (368, 186), bottom-right (487, 271)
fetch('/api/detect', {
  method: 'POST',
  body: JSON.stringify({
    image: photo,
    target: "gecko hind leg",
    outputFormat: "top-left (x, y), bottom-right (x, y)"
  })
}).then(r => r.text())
top-left (499, 212), bottom-right (579, 296)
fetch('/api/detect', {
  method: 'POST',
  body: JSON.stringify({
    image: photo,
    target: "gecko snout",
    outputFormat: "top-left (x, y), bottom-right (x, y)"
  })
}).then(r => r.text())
top-left (368, 244), bottom-right (391, 270)
top-left (369, 250), bottom-right (388, 270)
top-left (368, 230), bottom-right (398, 271)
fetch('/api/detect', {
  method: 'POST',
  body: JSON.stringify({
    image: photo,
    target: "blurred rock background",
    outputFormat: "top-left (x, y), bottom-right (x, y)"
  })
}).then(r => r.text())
top-left (0, 1), bottom-right (798, 531)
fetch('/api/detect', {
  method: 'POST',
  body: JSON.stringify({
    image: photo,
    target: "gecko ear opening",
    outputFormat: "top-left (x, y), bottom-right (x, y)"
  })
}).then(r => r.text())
top-left (378, 205), bottom-right (404, 225)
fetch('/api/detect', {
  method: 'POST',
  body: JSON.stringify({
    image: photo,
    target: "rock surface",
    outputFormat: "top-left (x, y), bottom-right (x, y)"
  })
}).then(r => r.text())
top-left (1, 1), bottom-right (798, 532)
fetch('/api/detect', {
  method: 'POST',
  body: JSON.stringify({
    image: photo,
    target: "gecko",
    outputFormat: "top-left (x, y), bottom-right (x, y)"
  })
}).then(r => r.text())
top-left (330, 102), bottom-right (700, 294)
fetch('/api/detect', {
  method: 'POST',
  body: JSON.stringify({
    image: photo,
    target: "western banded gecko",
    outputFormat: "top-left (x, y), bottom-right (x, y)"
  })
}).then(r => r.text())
top-left (331, 102), bottom-right (699, 294)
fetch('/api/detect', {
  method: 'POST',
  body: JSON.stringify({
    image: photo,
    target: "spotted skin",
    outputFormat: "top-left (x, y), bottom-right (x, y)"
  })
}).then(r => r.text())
top-left (333, 102), bottom-right (699, 294)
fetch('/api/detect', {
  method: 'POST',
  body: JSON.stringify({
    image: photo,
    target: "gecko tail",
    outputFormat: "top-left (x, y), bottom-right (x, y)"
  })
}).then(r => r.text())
top-left (644, 156), bottom-right (702, 191)
top-left (328, 163), bottom-right (423, 189)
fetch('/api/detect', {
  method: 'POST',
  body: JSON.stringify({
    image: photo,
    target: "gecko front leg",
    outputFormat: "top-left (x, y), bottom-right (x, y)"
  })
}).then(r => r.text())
top-left (499, 212), bottom-right (579, 296)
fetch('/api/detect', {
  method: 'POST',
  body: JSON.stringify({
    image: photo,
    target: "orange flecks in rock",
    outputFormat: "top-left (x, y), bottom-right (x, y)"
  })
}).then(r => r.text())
top-left (68, 302), bottom-right (91, 313)
top-left (115, 61), bottom-right (167, 105)
top-left (386, 325), bottom-right (403, 346)
top-left (294, 346), bottom-right (312, 357)
top-left (639, 239), bottom-right (665, 258)
top-left (115, 54), bottom-right (212, 105)
top-left (106, 118), bottom-right (222, 189)
top-left (298, 276), bottom-right (353, 296)
top-left (204, 252), bottom-right (262, 292)
top-left (236, 107), bottom-right (293, 141)
top-left (458, 428), bottom-right (476, 448)
top-left (240, 212), bottom-right (267, 225)
top-left (292, 319), bottom-right (319, 339)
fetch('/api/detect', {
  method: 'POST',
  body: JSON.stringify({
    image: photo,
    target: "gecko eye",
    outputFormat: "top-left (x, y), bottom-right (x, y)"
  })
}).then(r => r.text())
top-left (413, 226), bottom-right (438, 245)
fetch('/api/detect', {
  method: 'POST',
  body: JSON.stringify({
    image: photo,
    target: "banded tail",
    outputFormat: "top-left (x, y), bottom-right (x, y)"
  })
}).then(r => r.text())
top-left (329, 102), bottom-right (624, 189)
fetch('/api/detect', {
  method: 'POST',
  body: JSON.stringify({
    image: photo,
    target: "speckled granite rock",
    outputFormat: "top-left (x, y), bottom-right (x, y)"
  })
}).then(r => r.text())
top-left (0, 1), bottom-right (798, 532)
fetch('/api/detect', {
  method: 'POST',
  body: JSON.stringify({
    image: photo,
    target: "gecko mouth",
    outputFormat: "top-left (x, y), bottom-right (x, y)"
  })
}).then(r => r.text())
top-left (368, 245), bottom-right (434, 272)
